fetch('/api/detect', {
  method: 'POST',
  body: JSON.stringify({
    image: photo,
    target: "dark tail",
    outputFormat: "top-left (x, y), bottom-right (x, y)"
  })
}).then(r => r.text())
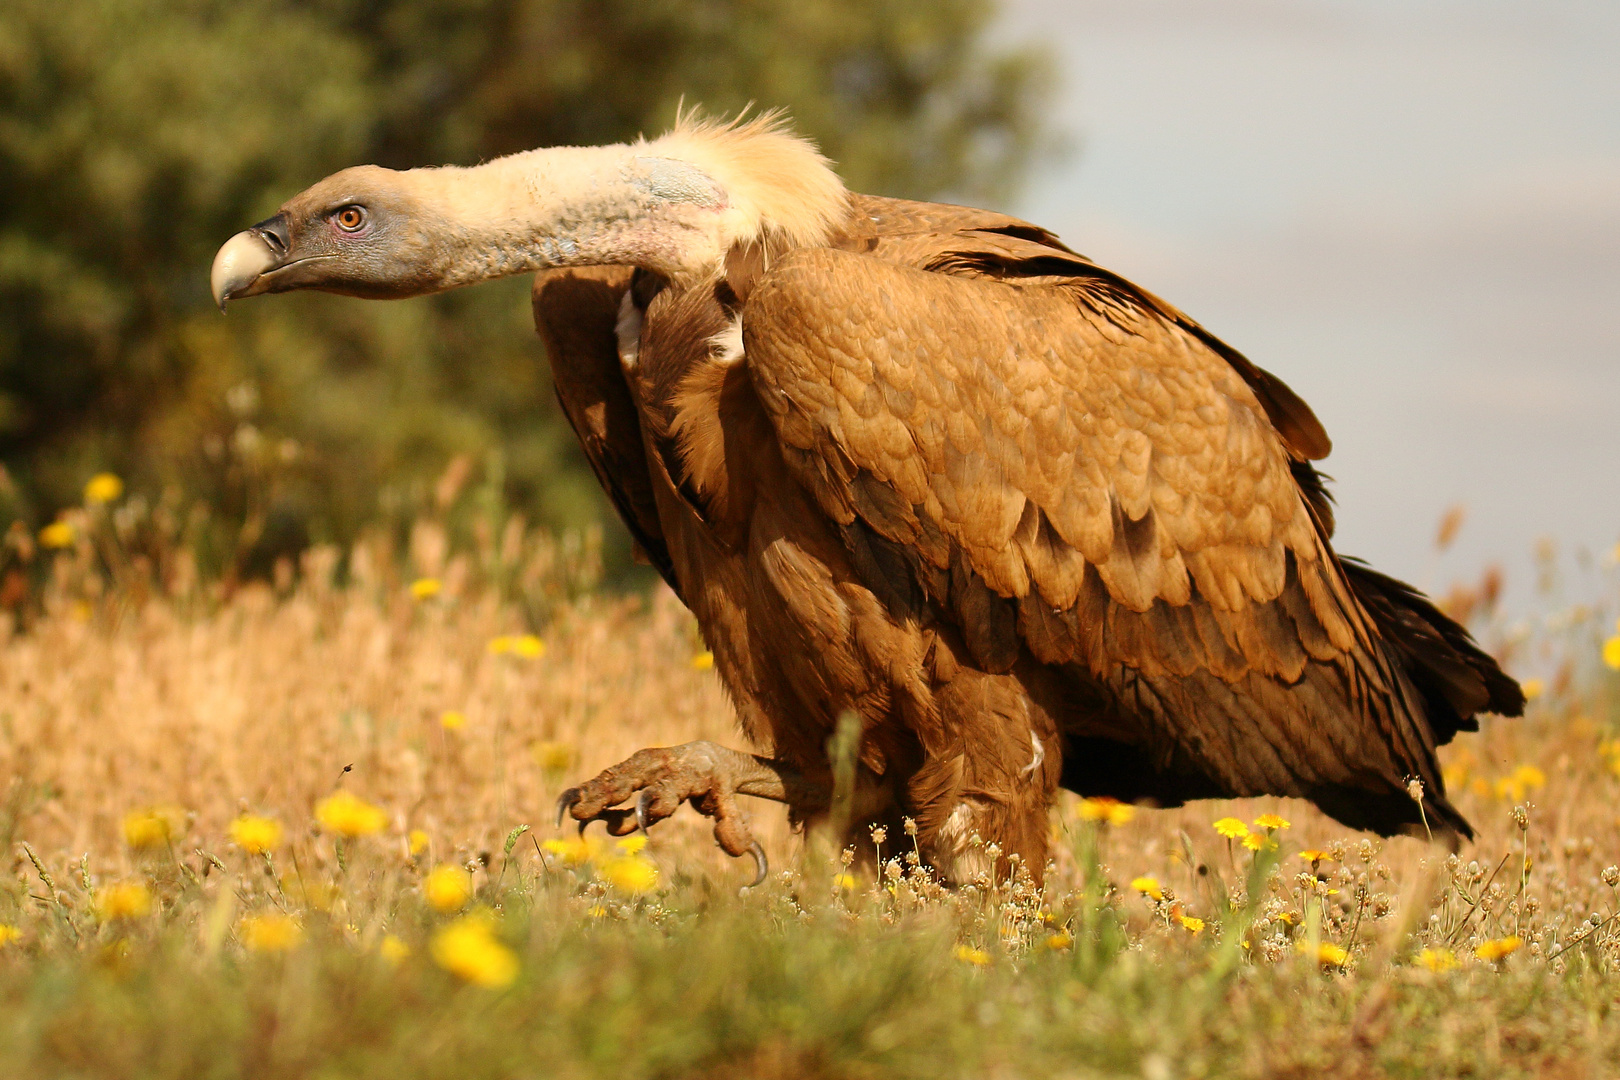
top-left (1341, 557), bottom-right (1526, 745)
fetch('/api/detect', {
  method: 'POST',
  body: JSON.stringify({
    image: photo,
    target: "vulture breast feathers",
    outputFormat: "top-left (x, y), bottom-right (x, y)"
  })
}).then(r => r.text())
top-left (616, 193), bottom-right (1519, 842)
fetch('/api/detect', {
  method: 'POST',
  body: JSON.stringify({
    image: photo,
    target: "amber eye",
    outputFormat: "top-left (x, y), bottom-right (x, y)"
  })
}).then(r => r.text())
top-left (333, 206), bottom-right (366, 232)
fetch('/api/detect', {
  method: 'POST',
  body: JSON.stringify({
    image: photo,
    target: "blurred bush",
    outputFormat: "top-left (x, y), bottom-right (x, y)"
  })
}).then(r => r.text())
top-left (0, 0), bottom-right (1049, 593)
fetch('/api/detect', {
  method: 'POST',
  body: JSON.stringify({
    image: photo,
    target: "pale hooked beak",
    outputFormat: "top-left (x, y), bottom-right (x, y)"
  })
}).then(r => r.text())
top-left (209, 215), bottom-right (289, 310)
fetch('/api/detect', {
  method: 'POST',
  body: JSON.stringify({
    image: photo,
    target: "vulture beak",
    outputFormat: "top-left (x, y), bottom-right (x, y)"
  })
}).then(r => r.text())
top-left (210, 214), bottom-right (292, 310)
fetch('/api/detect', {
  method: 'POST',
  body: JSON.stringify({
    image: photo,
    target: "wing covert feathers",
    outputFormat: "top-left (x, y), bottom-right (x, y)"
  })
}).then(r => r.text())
top-left (742, 233), bottom-right (1516, 838)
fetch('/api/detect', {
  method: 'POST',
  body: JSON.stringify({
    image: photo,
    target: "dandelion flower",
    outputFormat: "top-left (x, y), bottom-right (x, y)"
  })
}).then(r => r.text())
top-left (1297, 850), bottom-right (1331, 865)
top-left (832, 872), bottom-right (856, 892)
top-left (513, 635), bottom-right (545, 659)
top-left (1242, 833), bottom-right (1277, 852)
top-left (1417, 947), bottom-right (1459, 972)
top-left (0, 924), bottom-right (20, 947)
top-left (122, 807), bottom-right (180, 850)
top-left (96, 882), bottom-right (152, 921)
top-left (439, 710), bottom-right (466, 731)
top-left (1045, 931), bottom-right (1073, 950)
top-left (1253, 814), bottom-right (1290, 831)
top-left (240, 913), bottom-right (302, 952)
top-left (540, 837), bottom-right (596, 867)
top-left (408, 829), bottom-right (430, 857)
top-left (315, 791), bottom-right (387, 837)
top-left (1131, 876), bottom-right (1163, 901)
top-left (953, 944), bottom-right (991, 966)
top-left (1078, 797), bottom-right (1135, 825)
top-left (379, 934), bottom-right (410, 965)
top-left (691, 650), bottom-right (715, 670)
top-left (410, 577), bottom-right (442, 600)
top-left (1474, 936), bottom-right (1522, 962)
top-left (431, 914), bottom-right (519, 988)
top-left (228, 815), bottom-right (283, 855)
top-left (532, 742), bottom-right (575, 773)
top-left (1176, 913), bottom-right (1205, 934)
top-left (83, 473), bottom-right (124, 504)
top-left (487, 636), bottom-right (514, 655)
top-left (615, 835), bottom-right (648, 855)
top-left (1299, 941), bottom-right (1349, 967)
top-left (424, 865), bottom-right (473, 913)
top-left (598, 855), bottom-right (659, 894)
top-left (1212, 817), bottom-right (1250, 840)
top-left (1604, 637), bottom-right (1620, 671)
top-left (1519, 678), bottom-right (1544, 701)
top-left (38, 520), bottom-right (75, 549)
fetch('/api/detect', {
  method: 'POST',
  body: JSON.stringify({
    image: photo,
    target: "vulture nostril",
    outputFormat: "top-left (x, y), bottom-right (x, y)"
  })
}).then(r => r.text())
top-left (249, 214), bottom-right (291, 256)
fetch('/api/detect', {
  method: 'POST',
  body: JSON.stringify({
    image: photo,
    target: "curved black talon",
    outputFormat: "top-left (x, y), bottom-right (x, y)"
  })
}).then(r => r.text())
top-left (635, 790), bottom-right (655, 835)
top-left (741, 840), bottom-right (768, 890)
top-left (555, 788), bottom-right (581, 828)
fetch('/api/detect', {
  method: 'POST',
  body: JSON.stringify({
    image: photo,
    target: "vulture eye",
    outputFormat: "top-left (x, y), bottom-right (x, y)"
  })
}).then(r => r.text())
top-left (333, 206), bottom-right (367, 233)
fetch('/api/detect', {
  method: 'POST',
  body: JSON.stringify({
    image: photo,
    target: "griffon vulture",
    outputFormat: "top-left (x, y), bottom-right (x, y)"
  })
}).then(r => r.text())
top-left (213, 113), bottom-right (1521, 886)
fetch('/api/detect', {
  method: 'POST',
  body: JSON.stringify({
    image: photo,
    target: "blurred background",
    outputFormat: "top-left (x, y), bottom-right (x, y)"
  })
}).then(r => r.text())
top-left (0, 0), bottom-right (1614, 620)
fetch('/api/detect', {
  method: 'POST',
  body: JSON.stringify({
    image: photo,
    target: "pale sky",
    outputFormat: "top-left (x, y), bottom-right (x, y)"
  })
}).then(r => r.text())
top-left (995, 0), bottom-right (1620, 615)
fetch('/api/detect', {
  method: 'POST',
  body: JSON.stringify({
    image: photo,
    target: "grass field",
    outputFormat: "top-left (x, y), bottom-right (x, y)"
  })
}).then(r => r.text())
top-left (4, 525), bottom-right (1620, 1078)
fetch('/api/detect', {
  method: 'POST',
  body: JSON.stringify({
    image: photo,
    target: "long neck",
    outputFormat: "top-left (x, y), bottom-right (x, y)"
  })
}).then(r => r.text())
top-left (411, 144), bottom-right (738, 286)
top-left (398, 119), bottom-right (850, 289)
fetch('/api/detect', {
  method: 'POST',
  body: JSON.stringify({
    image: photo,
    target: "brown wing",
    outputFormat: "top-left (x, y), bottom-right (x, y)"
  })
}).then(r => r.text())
top-left (741, 244), bottom-right (1474, 836)
top-left (532, 266), bottom-right (680, 597)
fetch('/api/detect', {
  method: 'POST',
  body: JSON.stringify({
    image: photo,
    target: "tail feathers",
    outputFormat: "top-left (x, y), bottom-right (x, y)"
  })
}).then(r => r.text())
top-left (1341, 557), bottom-right (1525, 746)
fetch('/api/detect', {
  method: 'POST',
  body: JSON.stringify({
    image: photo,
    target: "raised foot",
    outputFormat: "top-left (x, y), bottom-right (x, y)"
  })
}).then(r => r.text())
top-left (555, 741), bottom-right (773, 888)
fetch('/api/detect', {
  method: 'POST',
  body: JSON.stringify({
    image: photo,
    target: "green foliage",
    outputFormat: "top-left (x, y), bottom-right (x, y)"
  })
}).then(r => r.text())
top-left (0, 0), bottom-right (1049, 583)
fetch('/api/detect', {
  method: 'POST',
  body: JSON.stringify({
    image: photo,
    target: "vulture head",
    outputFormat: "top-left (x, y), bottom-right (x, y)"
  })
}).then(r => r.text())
top-left (212, 114), bottom-right (849, 309)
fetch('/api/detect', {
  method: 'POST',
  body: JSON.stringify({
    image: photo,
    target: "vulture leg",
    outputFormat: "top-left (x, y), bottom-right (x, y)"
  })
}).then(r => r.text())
top-left (556, 741), bottom-right (830, 885)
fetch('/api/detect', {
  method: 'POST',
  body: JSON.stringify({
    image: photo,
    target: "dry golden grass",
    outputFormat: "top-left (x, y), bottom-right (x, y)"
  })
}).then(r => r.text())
top-left (2, 531), bottom-right (1620, 1078)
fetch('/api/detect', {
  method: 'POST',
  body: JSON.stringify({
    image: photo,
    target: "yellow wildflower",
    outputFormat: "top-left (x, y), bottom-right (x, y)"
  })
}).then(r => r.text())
top-left (228, 815), bottom-right (283, 855)
top-left (691, 650), bottom-right (715, 670)
top-left (439, 710), bottom-right (466, 731)
top-left (96, 882), bottom-right (152, 921)
top-left (540, 836), bottom-right (596, 867)
top-left (240, 913), bottom-right (302, 952)
top-left (122, 807), bottom-right (182, 850)
top-left (83, 473), bottom-right (124, 504)
top-left (379, 935), bottom-right (410, 965)
top-left (1176, 913), bottom-right (1205, 934)
top-left (615, 835), bottom-right (648, 855)
top-left (487, 635), bottom-right (514, 655)
top-left (424, 865), bottom-right (473, 913)
top-left (315, 791), bottom-right (387, 837)
top-left (0, 924), bottom-right (20, 947)
top-left (1519, 678), bottom-right (1544, 701)
top-left (431, 914), bottom-right (519, 988)
top-left (1045, 931), bottom-right (1073, 950)
top-left (953, 944), bottom-right (991, 966)
top-left (38, 520), bottom-right (75, 549)
top-left (1242, 833), bottom-right (1278, 852)
top-left (1474, 936), bottom-right (1522, 962)
top-left (1213, 817), bottom-right (1250, 840)
top-left (408, 829), bottom-right (430, 857)
top-left (1417, 947), bottom-right (1459, 972)
top-left (1131, 876), bottom-right (1163, 901)
top-left (513, 635), bottom-right (545, 659)
top-left (832, 872), bottom-right (856, 891)
top-left (599, 855), bottom-right (659, 894)
top-left (1300, 941), bottom-right (1349, 967)
top-left (409, 577), bottom-right (442, 600)
top-left (1077, 797), bottom-right (1135, 826)
top-left (1604, 637), bottom-right (1620, 671)
top-left (1297, 850), bottom-right (1331, 865)
top-left (1275, 911), bottom-right (1300, 926)
top-left (1253, 814), bottom-right (1290, 831)
top-left (532, 742), bottom-right (575, 773)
